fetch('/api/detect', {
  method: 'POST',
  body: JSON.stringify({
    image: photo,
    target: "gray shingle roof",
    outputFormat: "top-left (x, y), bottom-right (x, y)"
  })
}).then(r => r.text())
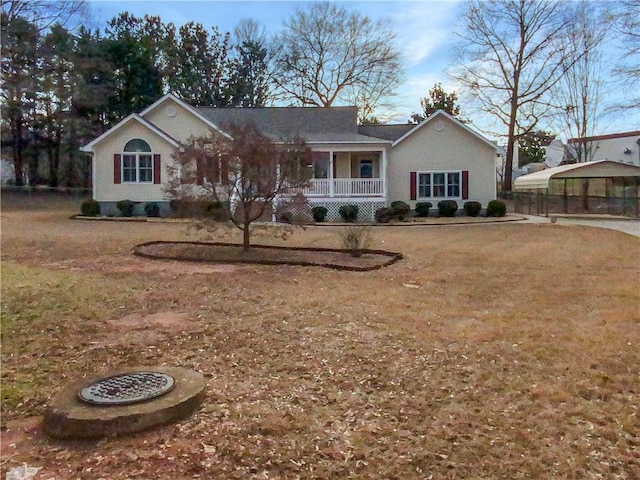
top-left (196, 106), bottom-right (390, 143)
top-left (358, 124), bottom-right (414, 141)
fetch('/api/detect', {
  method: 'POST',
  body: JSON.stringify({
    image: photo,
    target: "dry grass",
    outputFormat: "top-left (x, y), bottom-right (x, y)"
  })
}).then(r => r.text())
top-left (1, 194), bottom-right (639, 479)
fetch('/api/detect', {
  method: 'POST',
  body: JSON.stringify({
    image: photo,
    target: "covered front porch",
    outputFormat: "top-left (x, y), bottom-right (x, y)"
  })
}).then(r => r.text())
top-left (302, 150), bottom-right (387, 198)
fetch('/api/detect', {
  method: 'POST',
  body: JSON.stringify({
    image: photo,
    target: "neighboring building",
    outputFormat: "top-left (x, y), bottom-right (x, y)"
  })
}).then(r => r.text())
top-left (1, 157), bottom-right (15, 185)
top-left (81, 93), bottom-right (503, 220)
top-left (566, 131), bottom-right (640, 166)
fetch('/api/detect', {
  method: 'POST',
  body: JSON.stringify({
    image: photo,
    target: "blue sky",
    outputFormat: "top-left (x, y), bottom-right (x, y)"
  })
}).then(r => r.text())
top-left (87, 1), bottom-right (464, 120)
top-left (87, 0), bottom-right (639, 140)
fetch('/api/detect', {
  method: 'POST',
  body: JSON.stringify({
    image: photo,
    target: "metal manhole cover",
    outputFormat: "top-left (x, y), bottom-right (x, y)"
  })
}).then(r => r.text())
top-left (78, 371), bottom-right (175, 405)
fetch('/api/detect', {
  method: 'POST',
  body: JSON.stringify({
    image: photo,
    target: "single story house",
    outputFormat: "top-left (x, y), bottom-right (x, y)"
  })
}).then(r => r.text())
top-left (81, 93), bottom-right (503, 221)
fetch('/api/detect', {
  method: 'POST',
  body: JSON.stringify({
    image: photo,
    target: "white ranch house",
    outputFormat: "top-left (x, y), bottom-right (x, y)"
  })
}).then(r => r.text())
top-left (81, 93), bottom-right (503, 221)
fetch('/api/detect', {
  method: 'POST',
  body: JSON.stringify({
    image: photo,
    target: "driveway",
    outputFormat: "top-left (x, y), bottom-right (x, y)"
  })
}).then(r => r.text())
top-left (520, 214), bottom-right (640, 237)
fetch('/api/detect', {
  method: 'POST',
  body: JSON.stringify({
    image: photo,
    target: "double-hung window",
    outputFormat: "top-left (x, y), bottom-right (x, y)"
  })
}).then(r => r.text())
top-left (417, 171), bottom-right (461, 199)
top-left (123, 139), bottom-right (153, 183)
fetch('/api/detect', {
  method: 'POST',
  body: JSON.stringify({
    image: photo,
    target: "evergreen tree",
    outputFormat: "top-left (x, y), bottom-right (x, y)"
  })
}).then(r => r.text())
top-left (1, 12), bottom-right (38, 185)
top-left (164, 22), bottom-right (233, 106)
top-left (104, 13), bottom-right (164, 120)
top-left (410, 83), bottom-right (462, 124)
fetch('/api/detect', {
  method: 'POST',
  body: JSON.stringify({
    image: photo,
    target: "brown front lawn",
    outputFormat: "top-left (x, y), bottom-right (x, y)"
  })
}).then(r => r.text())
top-left (1, 196), bottom-right (638, 479)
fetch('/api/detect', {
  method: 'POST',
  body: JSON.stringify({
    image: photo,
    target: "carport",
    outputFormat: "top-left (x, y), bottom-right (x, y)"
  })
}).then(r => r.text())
top-left (513, 160), bottom-right (640, 218)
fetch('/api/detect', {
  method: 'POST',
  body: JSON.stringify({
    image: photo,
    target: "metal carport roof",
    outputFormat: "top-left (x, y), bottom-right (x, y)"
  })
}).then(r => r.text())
top-left (513, 160), bottom-right (640, 190)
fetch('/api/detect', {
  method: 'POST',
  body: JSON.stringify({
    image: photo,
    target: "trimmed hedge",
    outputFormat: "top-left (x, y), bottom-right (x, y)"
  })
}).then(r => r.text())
top-left (312, 206), bottom-right (328, 222)
top-left (437, 200), bottom-right (458, 217)
top-left (116, 199), bottom-right (134, 217)
top-left (80, 199), bottom-right (100, 217)
top-left (486, 200), bottom-right (507, 217)
top-left (144, 202), bottom-right (160, 217)
top-left (375, 207), bottom-right (394, 223)
top-left (415, 202), bottom-right (432, 217)
top-left (463, 201), bottom-right (482, 217)
top-left (339, 204), bottom-right (359, 223)
top-left (390, 200), bottom-right (410, 220)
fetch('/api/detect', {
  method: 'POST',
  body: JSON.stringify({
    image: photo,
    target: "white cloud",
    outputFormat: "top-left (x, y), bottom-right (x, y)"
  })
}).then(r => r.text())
top-left (390, 1), bottom-right (461, 67)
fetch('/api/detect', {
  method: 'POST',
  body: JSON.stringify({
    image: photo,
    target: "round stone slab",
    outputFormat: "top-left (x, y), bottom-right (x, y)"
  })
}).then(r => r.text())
top-left (43, 366), bottom-right (205, 439)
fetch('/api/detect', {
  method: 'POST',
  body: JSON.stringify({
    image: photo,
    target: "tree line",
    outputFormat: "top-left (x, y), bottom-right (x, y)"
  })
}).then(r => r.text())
top-left (1, 9), bottom-right (273, 187)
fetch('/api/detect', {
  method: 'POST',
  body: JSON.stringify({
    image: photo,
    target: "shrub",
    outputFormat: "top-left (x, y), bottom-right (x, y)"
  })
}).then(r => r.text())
top-left (437, 200), bottom-right (458, 217)
top-left (312, 206), bottom-right (328, 222)
top-left (390, 200), bottom-right (410, 220)
top-left (375, 207), bottom-right (394, 223)
top-left (144, 202), bottom-right (161, 217)
top-left (201, 201), bottom-right (228, 221)
top-left (339, 225), bottom-right (373, 257)
top-left (463, 201), bottom-right (482, 217)
top-left (415, 202), bottom-right (432, 217)
top-left (169, 199), bottom-right (183, 216)
top-left (116, 199), bottom-right (134, 217)
top-left (487, 199), bottom-right (507, 217)
top-left (338, 204), bottom-right (359, 223)
top-left (275, 193), bottom-right (312, 224)
top-left (80, 199), bottom-right (100, 217)
top-left (278, 211), bottom-right (293, 223)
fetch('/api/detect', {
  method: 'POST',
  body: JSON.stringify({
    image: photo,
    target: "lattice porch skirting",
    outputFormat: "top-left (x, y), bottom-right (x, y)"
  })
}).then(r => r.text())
top-left (308, 199), bottom-right (388, 222)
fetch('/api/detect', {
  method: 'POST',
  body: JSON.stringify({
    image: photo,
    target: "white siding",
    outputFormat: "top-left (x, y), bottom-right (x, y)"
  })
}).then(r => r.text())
top-left (572, 134), bottom-right (640, 166)
top-left (142, 98), bottom-right (214, 143)
top-left (92, 122), bottom-right (176, 202)
top-left (387, 116), bottom-right (497, 206)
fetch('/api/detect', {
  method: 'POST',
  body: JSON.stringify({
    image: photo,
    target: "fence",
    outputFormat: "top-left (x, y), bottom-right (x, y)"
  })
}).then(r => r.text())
top-left (515, 189), bottom-right (639, 217)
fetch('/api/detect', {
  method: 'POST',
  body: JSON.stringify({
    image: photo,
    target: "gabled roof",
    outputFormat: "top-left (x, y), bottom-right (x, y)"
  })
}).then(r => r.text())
top-left (81, 114), bottom-right (180, 152)
top-left (391, 110), bottom-right (504, 153)
top-left (358, 124), bottom-right (414, 141)
top-left (196, 106), bottom-right (388, 144)
top-left (81, 95), bottom-right (502, 151)
top-left (140, 93), bottom-right (232, 139)
top-left (513, 160), bottom-right (640, 190)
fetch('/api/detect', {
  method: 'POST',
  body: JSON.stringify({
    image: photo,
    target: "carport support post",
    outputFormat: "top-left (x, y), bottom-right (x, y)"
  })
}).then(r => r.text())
top-left (633, 178), bottom-right (640, 218)
top-left (545, 188), bottom-right (549, 217)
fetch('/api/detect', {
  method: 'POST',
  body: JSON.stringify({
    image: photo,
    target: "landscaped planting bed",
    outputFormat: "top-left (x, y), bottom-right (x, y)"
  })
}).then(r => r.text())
top-left (134, 241), bottom-right (402, 271)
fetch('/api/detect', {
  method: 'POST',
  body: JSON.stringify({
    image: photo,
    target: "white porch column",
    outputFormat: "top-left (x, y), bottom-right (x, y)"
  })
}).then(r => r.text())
top-left (272, 163), bottom-right (281, 222)
top-left (329, 150), bottom-right (335, 197)
top-left (381, 148), bottom-right (387, 199)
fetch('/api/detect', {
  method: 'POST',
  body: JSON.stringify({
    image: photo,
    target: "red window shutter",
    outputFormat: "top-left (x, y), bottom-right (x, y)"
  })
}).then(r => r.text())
top-left (410, 171), bottom-right (417, 200)
top-left (153, 154), bottom-right (161, 184)
top-left (114, 154), bottom-right (121, 184)
top-left (462, 170), bottom-right (469, 199)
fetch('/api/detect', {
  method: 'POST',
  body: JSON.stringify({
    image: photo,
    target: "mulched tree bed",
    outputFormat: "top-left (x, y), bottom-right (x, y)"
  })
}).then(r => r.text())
top-left (133, 241), bottom-right (403, 271)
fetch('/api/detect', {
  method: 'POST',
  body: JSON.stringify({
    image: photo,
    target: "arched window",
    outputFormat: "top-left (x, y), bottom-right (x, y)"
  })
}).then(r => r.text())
top-left (124, 139), bottom-right (152, 153)
top-left (122, 139), bottom-right (153, 182)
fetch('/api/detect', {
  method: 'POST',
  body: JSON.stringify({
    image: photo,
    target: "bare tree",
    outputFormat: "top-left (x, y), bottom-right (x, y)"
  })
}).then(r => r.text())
top-left (166, 123), bottom-right (312, 251)
top-left (612, 0), bottom-right (640, 110)
top-left (0, 0), bottom-right (88, 32)
top-left (450, 0), bottom-right (576, 192)
top-left (274, 2), bottom-right (402, 117)
top-left (552, 0), bottom-right (610, 163)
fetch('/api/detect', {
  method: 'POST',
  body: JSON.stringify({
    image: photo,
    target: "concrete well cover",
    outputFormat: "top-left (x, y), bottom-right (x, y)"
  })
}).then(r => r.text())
top-left (43, 366), bottom-right (205, 440)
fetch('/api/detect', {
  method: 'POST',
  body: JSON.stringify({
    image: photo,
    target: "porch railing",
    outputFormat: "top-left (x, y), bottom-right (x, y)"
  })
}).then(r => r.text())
top-left (302, 178), bottom-right (384, 197)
